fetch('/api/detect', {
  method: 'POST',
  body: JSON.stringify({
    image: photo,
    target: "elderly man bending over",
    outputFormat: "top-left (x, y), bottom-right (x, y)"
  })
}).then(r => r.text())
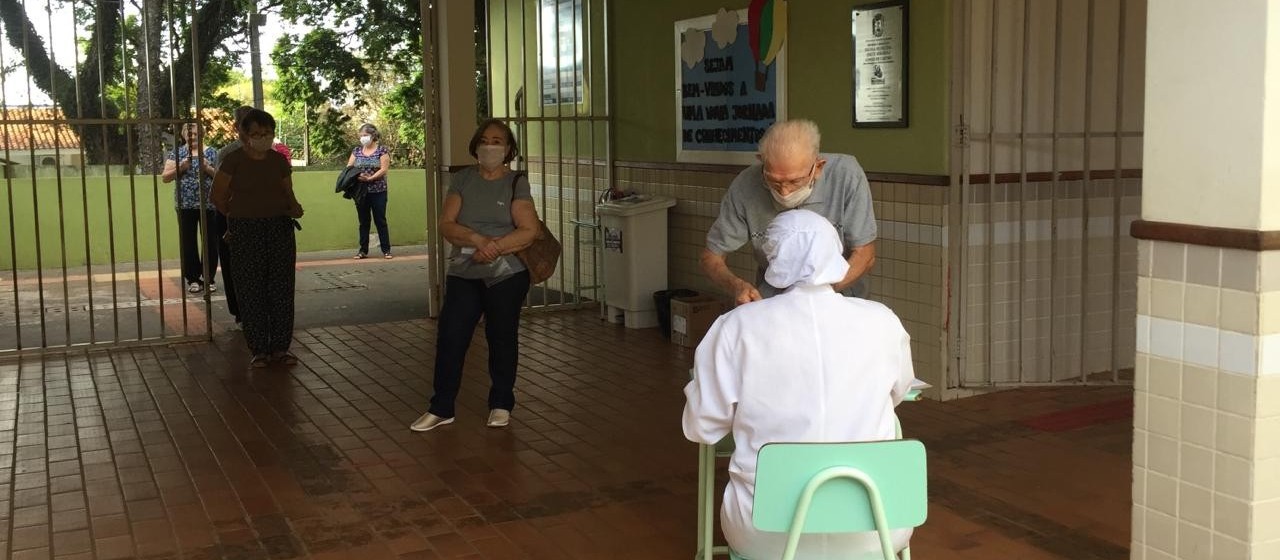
top-left (683, 209), bottom-right (915, 560)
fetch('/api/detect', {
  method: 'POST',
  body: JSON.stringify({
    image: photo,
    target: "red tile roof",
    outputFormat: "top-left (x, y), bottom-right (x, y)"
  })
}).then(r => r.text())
top-left (0, 107), bottom-right (79, 151)
top-left (0, 106), bottom-right (239, 152)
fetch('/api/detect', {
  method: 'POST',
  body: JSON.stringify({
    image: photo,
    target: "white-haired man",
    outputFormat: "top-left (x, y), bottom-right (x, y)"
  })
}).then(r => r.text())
top-left (701, 119), bottom-right (877, 304)
top-left (684, 209), bottom-right (915, 559)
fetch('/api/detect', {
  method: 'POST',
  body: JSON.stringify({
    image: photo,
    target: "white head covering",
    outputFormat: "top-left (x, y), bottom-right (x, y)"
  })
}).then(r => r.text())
top-left (762, 209), bottom-right (850, 289)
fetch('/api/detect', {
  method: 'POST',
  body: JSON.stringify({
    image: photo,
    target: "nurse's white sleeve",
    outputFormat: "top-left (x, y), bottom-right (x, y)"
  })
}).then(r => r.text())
top-left (889, 324), bottom-right (916, 406)
top-left (682, 316), bottom-right (740, 444)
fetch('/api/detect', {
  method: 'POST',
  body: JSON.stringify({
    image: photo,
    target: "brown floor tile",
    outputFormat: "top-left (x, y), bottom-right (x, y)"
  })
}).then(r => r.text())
top-left (0, 311), bottom-right (1133, 559)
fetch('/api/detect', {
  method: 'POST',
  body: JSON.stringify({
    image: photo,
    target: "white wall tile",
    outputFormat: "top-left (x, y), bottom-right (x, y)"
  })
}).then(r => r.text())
top-left (1214, 452), bottom-right (1252, 500)
top-left (1183, 365), bottom-right (1218, 408)
top-left (1216, 413), bottom-right (1256, 459)
top-left (1181, 405), bottom-right (1216, 449)
top-left (1176, 520), bottom-right (1213, 559)
top-left (1147, 509), bottom-right (1179, 554)
top-left (1213, 494), bottom-right (1252, 541)
top-left (1260, 333), bottom-right (1280, 376)
top-left (1219, 331), bottom-right (1259, 376)
top-left (1150, 434), bottom-right (1181, 477)
top-left (1150, 317), bottom-right (1184, 361)
top-left (1138, 314), bottom-right (1151, 353)
top-left (1180, 443), bottom-right (1215, 488)
top-left (1148, 472), bottom-right (1179, 516)
top-left (1183, 324), bottom-right (1220, 368)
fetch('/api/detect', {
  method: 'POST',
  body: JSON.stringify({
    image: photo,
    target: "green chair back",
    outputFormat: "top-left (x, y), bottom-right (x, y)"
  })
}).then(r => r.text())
top-left (753, 440), bottom-right (928, 534)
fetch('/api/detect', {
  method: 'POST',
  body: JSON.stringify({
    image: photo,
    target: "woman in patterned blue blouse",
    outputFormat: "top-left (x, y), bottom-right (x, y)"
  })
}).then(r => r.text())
top-left (162, 122), bottom-right (220, 294)
top-left (347, 123), bottom-right (393, 259)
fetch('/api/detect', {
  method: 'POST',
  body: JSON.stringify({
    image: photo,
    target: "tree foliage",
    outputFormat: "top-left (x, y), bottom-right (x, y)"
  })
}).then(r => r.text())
top-left (270, 0), bottom-right (429, 166)
top-left (0, 0), bottom-right (248, 166)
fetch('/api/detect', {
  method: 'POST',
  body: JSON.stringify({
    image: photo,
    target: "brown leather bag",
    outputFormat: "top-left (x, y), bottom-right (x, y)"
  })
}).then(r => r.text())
top-left (511, 173), bottom-right (561, 284)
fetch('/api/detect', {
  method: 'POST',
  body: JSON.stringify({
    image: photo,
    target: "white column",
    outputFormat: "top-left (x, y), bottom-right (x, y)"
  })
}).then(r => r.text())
top-left (1135, 2), bottom-right (1280, 558)
top-left (437, 0), bottom-right (479, 167)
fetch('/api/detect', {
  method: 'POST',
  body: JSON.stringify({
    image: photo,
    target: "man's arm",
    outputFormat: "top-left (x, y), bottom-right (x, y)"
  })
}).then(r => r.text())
top-left (833, 241), bottom-right (876, 293)
top-left (835, 157), bottom-right (879, 292)
top-left (703, 171), bottom-right (759, 305)
top-left (700, 248), bottom-right (761, 305)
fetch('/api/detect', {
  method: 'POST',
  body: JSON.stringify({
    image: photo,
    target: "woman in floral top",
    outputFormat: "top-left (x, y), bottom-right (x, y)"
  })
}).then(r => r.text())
top-left (347, 123), bottom-right (393, 259)
top-left (162, 122), bottom-right (220, 293)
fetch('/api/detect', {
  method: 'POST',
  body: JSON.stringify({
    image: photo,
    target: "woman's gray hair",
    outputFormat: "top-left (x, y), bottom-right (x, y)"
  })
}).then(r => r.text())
top-left (758, 119), bottom-right (821, 162)
top-left (359, 123), bottom-right (380, 142)
top-left (180, 122), bottom-right (203, 141)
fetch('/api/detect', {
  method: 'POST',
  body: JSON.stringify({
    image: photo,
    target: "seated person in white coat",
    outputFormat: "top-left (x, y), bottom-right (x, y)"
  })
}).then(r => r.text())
top-left (682, 209), bottom-right (916, 560)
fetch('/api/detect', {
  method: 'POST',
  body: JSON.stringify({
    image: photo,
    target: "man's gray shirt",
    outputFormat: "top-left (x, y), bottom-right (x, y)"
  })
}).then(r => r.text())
top-left (706, 153), bottom-right (877, 298)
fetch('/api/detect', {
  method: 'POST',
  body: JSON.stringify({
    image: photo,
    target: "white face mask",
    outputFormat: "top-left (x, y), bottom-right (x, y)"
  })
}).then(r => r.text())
top-left (476, 145), bottom-right (507, 170)
top-left (250, 137), bottom-right (274, 152)
top-left (359, 135), bottom-right (373, 147)
top-left (770, 181), bottom-right (814, 209)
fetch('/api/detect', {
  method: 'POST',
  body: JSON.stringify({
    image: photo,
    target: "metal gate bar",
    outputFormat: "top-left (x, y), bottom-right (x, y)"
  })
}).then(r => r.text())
top-left (0, 0), bottom-right (213, 353)
top-left (484, 0), bottom-right (607, 313)
top-left (1109, 0), bottom-right (1128, 384)
top-left (956, 0), bottom-right (1139, 388)
top-left (983, 0), bottom-right (998, 387)
top-left (1079, 0), bottom-right (1095, 384)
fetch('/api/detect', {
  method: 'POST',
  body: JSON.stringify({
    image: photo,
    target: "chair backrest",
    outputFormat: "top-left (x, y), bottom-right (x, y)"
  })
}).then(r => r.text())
top-left (753, 440), bottom-right (928, 533)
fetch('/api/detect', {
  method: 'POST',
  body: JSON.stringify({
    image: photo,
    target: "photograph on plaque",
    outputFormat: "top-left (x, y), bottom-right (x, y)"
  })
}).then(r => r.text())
top-left (675, 3), bottom-right (787, 164)
top-left (852, 0), bottom-right (908, 127)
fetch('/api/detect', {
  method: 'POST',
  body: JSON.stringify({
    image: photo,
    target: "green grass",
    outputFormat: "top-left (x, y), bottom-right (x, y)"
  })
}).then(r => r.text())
top-left (0, 169), bottom-right (434, 270)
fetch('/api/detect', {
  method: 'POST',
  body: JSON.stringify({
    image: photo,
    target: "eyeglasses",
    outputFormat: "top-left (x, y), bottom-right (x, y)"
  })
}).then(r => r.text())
top-left (762, 161), bottom-right (817, 191)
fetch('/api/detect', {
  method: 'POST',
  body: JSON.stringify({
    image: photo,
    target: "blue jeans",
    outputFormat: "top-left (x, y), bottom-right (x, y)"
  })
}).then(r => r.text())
top-left (356, 191), bottom-right (390, 255)
top-left (429, 271), bottom-right (531, 418)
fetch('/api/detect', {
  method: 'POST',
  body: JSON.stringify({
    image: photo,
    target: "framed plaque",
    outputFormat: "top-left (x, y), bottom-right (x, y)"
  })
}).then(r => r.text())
top-left (852, 0), bottom-right (908, 128)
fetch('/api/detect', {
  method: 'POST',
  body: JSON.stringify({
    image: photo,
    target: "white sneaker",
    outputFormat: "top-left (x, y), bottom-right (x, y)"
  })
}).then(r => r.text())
top-left (208, 282), bottom-right (217, 293)
top-left (409, 412), bottom-right (454, 432)
top-left (487, 409), bottom-right (510, 428)
top-left (187, 282), bottom-right (202, 294)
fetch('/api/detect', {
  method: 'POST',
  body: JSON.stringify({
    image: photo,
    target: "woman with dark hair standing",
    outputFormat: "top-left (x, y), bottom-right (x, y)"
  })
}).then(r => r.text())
top-left (211, 109), bottom-right (305, 368)
top-left (411, 118), bottom-right (541, 432)
top-left (348, 123), bottom-right (393, 259)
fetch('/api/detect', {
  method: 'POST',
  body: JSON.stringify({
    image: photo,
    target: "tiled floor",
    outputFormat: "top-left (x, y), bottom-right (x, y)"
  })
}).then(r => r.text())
top-left (0, 309), bottom-right (1132, 559)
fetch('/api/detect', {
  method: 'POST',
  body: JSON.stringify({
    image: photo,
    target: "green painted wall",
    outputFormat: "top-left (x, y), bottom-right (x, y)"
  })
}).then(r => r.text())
top-left (0, 170), bottom-right (431, 270)
top-left (612, 0), bottom-right (950, 175)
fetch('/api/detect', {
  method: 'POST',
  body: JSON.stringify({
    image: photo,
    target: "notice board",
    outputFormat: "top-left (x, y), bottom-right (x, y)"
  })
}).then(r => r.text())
top-left (675, 7), bottom-right (787, 164)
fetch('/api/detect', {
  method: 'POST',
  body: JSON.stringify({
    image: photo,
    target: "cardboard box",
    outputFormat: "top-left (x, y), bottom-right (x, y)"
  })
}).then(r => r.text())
top-left (670, 295), bottom-right (725, 348)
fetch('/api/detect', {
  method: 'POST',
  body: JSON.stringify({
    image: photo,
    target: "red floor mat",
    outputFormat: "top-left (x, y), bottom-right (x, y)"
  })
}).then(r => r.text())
top-left (1019, 398), bottom-right (1135, 432)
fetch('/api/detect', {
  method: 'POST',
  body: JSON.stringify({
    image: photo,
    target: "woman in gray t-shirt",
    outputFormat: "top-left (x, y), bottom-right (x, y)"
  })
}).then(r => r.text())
top-left (410, 119), bottom-right (543, 433)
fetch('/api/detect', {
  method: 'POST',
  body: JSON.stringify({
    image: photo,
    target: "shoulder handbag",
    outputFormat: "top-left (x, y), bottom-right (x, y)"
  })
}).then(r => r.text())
top-left (510, 172), bottom-right (561, 284)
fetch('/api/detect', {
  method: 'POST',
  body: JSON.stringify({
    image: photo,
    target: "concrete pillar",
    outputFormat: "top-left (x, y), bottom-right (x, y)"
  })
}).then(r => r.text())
top-left (1132, 1), bottom-right (1280, 558)
top-left (438, 0), bottom-right (478, 166)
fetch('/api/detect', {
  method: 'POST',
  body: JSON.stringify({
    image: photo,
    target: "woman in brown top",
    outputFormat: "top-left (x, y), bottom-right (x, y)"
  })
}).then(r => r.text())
top-left (212, 109), bottom-right (305, 368)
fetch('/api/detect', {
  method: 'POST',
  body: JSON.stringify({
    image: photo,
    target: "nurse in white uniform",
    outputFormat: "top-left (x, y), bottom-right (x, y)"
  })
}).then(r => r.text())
top-left (682, 209), bottom-right (916, 560)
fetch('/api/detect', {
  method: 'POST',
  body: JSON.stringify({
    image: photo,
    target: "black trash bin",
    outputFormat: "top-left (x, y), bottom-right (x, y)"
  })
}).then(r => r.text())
top-left (653, 289), bottom-right (698, 338)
